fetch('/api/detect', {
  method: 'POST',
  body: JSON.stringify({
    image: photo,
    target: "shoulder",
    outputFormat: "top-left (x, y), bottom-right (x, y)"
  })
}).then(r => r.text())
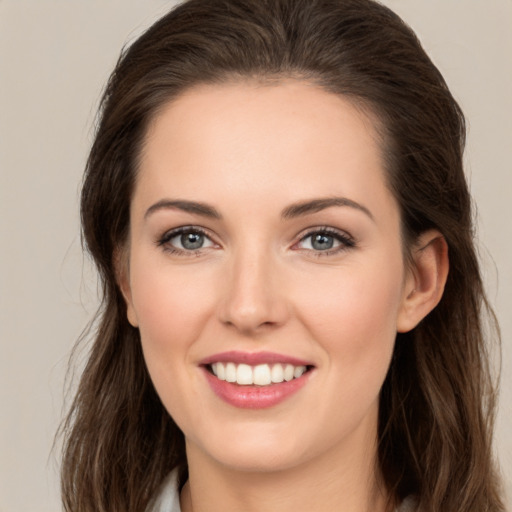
top-left (145, 469), bottom-right (181, 512)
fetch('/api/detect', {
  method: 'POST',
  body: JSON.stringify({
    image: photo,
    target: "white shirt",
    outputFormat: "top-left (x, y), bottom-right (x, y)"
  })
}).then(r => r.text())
top-left (146, 469), bottom-right (417, 512)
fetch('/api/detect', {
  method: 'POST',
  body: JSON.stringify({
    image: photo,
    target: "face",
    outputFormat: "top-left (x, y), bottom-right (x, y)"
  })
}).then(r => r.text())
top-left (122, 81), bottom-right (414, 474)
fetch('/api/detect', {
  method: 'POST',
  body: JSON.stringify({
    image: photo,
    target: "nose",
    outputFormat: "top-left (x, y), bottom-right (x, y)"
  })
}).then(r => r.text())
top-left (217, 246), bottom-right (289, 335)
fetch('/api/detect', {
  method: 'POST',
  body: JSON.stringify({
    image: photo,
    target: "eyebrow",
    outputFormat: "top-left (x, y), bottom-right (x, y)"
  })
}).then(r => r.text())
top-left (144, 199), bottom-right (222, 220)
top-left (281, 197), bottom-right (374, 221)
top-left (144, 196), bottom-right (374, 222)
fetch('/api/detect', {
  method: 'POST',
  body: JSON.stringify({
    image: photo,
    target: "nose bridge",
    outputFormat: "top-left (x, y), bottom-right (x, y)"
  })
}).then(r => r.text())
top-left (219, 237), bottom-right (286, 333)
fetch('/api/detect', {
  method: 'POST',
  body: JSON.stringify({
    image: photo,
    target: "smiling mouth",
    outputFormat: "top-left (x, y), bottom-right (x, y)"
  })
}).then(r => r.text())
top-left (206, 362), bottom-right (312, 386)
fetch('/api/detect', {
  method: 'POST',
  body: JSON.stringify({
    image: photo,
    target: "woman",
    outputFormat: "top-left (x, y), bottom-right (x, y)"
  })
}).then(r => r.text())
top-left (60, 0), bottom-right (505, 510)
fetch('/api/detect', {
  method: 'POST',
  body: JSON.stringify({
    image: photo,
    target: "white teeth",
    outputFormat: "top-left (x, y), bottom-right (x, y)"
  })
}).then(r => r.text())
top-left (253, 364), bottom-right (272, 386)
top-left (293, 365), bottom-right (306, 378)
top-left (209, 362), bottom-right (309, 386)
top-left (225, 362), bottom-right (237, 383)
top-left (236, 364), bottom-right (253, 385)
top-left (284, 364), bottom-right (295, 381)
top-left (216, 362), bottom-right (226, 381)
top-left (270, 364), bottom-right (284, 383)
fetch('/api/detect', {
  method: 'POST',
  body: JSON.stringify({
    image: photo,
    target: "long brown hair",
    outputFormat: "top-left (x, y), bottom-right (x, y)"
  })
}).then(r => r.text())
top-left (60, 0), bottom-right (505, 510)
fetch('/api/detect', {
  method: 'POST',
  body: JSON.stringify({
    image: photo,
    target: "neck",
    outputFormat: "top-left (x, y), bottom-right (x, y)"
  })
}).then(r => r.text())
top-left (181, 430), bottom-right (390, 512)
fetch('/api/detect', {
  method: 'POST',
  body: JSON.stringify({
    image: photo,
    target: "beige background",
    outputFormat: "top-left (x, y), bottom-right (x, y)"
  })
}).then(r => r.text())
top-left (0, 1), bottom-right (510, 510)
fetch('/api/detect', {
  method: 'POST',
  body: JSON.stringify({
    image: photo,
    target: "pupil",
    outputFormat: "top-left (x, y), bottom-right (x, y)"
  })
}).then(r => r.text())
top-left (312, 234), bottom-right (333, 250)
top-left (181, 232), bottom-right (204, 250)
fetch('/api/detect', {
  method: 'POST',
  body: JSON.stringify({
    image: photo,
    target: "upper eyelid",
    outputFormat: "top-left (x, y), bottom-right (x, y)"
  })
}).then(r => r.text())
top-left (161, 225), bottom-right (211, 237)
top-left (292, 227), bottom-right (356, 253)
top-left (156, 225), bottom-right (355, 249)
top-left (296, 226), bottom-right (354, 241)
top-left (158, 225), bottom-right (217, 245)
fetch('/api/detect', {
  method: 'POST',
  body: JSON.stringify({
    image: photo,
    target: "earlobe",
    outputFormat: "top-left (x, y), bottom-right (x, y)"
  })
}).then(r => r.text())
top-left (396, 230), bottom-right (449, 333)
top-left (114, 248), bottom-right (139, 328)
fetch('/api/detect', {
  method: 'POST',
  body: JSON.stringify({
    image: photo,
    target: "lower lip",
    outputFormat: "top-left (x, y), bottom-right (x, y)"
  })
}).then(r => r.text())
top-left (202, 368), bottom-right (311, 409)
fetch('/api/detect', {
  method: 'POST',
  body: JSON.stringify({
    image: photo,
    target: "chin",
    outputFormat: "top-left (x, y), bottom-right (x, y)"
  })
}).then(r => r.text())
top-left (212, 448), bottom-right (308, 474)
top-left (188, 424), bottom-right (314, 473)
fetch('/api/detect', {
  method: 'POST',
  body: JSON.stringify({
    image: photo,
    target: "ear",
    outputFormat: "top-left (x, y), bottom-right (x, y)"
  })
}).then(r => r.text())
top-left (396, 230), bottom-right (449, 333)
top-left (114, 248), bottom-right (139, 328)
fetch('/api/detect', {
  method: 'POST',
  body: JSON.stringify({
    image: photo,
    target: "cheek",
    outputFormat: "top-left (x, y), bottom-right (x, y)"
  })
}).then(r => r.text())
top-left (128, 259), bottom-right (217, 422)
top-left (291, 261), bottom-right (403, 443)
top-left (130, 256), bottom-right (214, 348)
top-left (295, 256), bottom-right (404, 383)
top-left (301, 258), bottom-right (402, 327)
top-left (128, 259), bottom-right (219, 417)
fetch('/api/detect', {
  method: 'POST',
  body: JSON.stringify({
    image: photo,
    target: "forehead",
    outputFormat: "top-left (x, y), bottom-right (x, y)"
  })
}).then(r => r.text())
top-left (135, 80), bottom-right (396, 222)
top-left (143, 79), bottom-right (384, 162)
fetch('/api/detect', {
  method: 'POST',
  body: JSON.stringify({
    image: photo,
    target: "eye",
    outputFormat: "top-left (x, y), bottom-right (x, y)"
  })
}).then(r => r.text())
top-left (295, 228), bottom-right (355, 254)
top-left (157, 226), bottom-right (216, 254)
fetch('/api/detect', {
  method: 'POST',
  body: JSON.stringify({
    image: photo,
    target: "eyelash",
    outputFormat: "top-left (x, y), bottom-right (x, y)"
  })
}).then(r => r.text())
top-left (294, 227), bottom-right (356, 257)
top-left (156, 226), bottom-right (356, 257)
top-left (156, 226), bottom-right (215, 256)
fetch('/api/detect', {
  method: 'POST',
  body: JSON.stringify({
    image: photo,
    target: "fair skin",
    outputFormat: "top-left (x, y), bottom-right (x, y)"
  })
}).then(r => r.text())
top-left (119, 81), bottom-right (448, 512)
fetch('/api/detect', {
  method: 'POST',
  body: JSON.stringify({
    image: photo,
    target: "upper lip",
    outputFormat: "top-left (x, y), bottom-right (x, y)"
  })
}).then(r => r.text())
top-left (199, 351), bottom-right (313, 367)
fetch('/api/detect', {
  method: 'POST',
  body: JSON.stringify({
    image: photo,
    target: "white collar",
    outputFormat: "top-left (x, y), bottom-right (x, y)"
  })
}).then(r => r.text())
top-left (146, 469), bottom-right (416, 512)
top-left (146, 469), bottom-right (182, 512)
